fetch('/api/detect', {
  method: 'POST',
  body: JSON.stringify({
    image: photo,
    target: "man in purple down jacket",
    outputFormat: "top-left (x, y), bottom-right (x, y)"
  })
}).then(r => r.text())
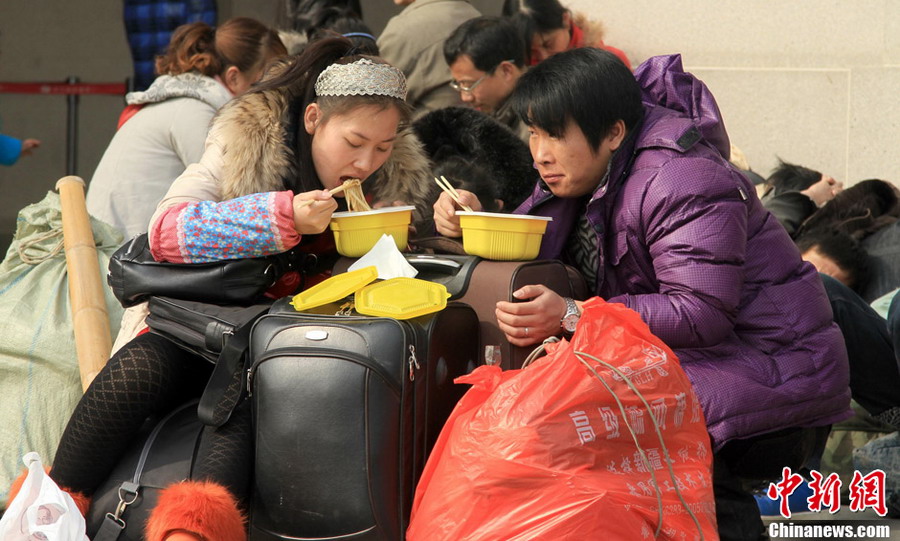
top-left (433, 49), bottom-right (851, 540)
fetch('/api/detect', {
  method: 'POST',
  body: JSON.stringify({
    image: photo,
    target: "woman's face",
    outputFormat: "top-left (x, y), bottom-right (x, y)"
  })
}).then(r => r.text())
top-left (530, 28), bottom-right (570, 64)
top-left (530, 12), bottom-right (572, 64)
top-left (305, 103), bottom-right (401, 192)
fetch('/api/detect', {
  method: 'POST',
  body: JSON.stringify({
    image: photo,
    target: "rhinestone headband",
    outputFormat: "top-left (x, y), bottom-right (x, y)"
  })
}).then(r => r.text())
top-left (315, 58), bottom-right (407, 101)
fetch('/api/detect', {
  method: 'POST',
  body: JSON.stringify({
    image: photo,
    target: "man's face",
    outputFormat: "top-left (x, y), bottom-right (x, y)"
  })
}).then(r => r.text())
top-left (529, 119), bottom-right (625, 199)
top-left (449, 55), bottom-right (517, 114)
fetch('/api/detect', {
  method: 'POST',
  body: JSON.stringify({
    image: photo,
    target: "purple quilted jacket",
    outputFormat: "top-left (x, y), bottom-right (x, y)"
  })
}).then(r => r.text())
top-left (515, 54), bottom-right (851, 450)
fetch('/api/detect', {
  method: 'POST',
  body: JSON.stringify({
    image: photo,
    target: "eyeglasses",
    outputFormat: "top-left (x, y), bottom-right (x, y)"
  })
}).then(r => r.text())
top-left (449, 59), bottom-right (515, 93)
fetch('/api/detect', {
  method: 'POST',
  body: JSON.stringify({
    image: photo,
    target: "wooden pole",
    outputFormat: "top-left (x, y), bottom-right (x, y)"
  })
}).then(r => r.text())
top-left (55, 176), bottom-right (111, 391)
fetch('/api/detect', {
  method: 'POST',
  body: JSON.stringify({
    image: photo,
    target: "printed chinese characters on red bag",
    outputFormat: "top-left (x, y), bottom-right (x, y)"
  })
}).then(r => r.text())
top-left (407, 297), bottom-right (719, 541)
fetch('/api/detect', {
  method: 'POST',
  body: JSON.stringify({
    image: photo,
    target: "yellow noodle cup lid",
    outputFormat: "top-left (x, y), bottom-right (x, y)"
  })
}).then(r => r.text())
top-left (290, 266), bottom-right (378, 312)
top-left (355, 277), bottom-right (450, 320)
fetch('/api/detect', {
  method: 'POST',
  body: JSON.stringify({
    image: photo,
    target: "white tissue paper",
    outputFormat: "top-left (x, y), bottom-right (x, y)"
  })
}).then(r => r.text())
top-left (348, 234), bottom-right (418, 279)
top-left (0, 452), bottom-right (89, 541)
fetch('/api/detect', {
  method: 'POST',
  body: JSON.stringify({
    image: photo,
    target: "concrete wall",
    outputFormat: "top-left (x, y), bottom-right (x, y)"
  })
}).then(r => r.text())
top-left (0, 1), bottom-right (896, 253)
top-left (571, 0), bottom-right (900, 187)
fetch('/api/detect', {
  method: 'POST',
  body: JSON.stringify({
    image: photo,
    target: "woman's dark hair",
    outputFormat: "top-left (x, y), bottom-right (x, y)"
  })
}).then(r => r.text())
top-left (510, 47), bottom-right (643, 150)
top-left (443, 17), bottom-right (526, 71)
top-left (278, 0), bottom-right (362, 30)
top-left (766, 159), bottom-right (823, 196)
top-left (155, 17), bottom-right (287, 78)
top-left (310, 14), bottom-right (379, 56)
top-left (502, 0), bottom-right (567, 64)
top-left (250, 37), bottom-right (410, 193)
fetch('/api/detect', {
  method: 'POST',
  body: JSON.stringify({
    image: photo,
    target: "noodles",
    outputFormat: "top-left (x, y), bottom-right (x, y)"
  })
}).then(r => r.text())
top-left (342, 178), bottom-right (371, 212)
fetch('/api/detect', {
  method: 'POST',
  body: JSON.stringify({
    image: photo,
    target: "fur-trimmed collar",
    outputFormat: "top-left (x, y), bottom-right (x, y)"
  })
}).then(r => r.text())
top-left (572, 11), bottom-right (605, 48)
top-left (209, 85), bottom-right (436, 227)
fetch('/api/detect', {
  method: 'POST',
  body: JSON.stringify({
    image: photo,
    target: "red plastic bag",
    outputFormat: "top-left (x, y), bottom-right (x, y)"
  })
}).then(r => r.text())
top-left (407, 298), bottom-right (719, 541)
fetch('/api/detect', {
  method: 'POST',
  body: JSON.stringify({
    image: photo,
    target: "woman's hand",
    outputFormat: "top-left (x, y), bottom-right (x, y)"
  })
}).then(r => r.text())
top-left (433, 190), bottom-right (482, 238)
top-left (495, 284), bottom-right (567, 346)
top-left (292, 190), bottom-right (337, 235)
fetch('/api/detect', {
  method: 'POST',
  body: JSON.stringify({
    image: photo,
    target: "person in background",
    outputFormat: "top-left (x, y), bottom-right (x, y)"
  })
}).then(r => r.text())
top-left (502, 0), bottom-right (631, 69)
top-left (0, 134), bottom-right (39, 166)
top-left (8, 38), bottom-right (428, 541)
top-left (434, 48), bottom-right (850, 540)
top-left (278, 0), bottom-right (376, 55)
top-left (123, 0), bottom-right (217, 91)
top-left (443, 16), bottom-right (529, 142)
top-left (85, 18), bottom-right (287, 239)
top-left (761, 160), bottom-right (900, 299)
top-left (378, 0), bottom-right (481, 118)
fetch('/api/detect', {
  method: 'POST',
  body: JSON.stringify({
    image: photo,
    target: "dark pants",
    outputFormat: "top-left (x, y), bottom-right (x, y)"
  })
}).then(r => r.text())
top-left (889, 290), bottom-right (900, 364)
top-left (714, 426), bottom-right (830, 541)
top-left (822, 274), bottom-right (900, 425)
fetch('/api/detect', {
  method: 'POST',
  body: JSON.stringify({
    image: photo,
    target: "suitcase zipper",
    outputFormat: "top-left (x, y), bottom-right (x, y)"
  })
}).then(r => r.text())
top-left (247, 346), bottom-right (403, 397)
top-left (407, 344), bottom-right (419, 382)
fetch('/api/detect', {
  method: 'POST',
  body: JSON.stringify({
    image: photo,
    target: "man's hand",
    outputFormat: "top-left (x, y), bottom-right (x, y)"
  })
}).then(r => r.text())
top-left (495, 284), bottom-right (568, 346)
top-left (801, 174), bottom-right (843, 207)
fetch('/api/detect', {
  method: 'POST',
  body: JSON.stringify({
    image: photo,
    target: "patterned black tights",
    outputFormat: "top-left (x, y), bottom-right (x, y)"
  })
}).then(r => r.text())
top-left (50, 332), bottom-right (253, 502)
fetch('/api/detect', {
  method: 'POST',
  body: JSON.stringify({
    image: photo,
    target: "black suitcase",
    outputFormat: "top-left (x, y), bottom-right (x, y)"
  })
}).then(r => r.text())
top-left (247, 299), bottom-right (480, 540)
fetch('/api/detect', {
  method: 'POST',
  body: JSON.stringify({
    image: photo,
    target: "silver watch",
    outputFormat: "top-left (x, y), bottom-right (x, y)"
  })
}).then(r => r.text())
top-left (561, 297), bottom-right (580, 334)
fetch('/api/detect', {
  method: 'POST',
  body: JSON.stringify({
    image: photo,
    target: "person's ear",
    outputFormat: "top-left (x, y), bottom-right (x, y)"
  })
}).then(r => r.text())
top-left (498, 61), bottom-right (517, 80)
top-left (304, 103), bottom-right (321, 135)
top-left (607, 119), bottom-right (627, 152)
top-left (222, 65), bottom-right (241, 95)
top-left (562, 10), bottom-right (572, 29)
top-left (494, 199), bottom-right (505, 211)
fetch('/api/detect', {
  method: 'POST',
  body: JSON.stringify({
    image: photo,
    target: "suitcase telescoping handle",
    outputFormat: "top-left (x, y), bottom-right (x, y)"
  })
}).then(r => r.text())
top-left (404, 254), bottom-right (480, 299)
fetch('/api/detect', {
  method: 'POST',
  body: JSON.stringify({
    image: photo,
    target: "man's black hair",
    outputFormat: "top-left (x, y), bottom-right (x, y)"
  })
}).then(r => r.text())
top-left (796, 229), bottom-right (870, 292)
top-left (443, 16), bottom-right (526, 71)
top-left (510, 47), bottom-right (643, 150)
top-left (766, 159), bottom-right (822, 196)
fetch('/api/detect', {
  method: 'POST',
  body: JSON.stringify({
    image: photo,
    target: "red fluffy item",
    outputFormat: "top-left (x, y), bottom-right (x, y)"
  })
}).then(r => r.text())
top-left (145, 480), bottom-right (246, 541)
top-left (6, 467), bottom-right (92, 517)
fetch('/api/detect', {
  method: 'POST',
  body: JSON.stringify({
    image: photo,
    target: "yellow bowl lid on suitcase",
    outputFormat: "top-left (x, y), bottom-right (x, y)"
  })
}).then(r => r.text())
top-left (289, 266), bottom-right (379, 312)
top-left (355, 277), bottom-right (450, 320)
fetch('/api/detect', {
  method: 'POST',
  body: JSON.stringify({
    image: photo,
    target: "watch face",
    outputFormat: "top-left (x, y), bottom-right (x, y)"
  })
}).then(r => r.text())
top-left (563, 314), bottom-right (579, 333)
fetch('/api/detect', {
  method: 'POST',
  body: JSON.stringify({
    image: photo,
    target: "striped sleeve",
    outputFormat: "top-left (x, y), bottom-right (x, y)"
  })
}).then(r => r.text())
top-left (149, 190), bottom-right (300, 263)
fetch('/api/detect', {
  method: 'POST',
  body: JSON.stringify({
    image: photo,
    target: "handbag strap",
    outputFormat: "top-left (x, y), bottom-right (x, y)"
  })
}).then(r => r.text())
top-left (198, 305), bottom-right (271, 427)
top-left (93, 401), bottom-right (200, 541)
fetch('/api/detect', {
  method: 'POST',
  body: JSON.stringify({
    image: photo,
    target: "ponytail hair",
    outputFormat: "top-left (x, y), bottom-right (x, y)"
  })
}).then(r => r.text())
top-left (155, 21), bottom-right (218, 76)
top-left (155, 17), bottom-right (287, 78)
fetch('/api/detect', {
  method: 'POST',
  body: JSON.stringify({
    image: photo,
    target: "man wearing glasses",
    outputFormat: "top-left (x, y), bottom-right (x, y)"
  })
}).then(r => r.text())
top-left (444, 16), bottom-right (529, 142)
top-left (379, 0), bottom-right (481, 118)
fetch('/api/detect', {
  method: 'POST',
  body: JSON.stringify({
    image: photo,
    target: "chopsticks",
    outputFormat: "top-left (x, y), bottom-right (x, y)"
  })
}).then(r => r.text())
top-left (295, 179), bottom-right (359, 209)
top-left (434, 175), bottom-right (473, 212)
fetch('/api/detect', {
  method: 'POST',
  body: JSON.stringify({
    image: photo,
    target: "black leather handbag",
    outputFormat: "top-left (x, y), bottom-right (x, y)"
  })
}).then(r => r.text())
top-left (107, 233), bottom-right (306, 308)
top-left (145, 296), bottom-right (272, 427)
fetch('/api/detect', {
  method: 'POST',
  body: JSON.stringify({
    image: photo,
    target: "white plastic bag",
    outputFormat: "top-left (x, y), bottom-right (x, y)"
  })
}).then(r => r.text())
top-left (0, 452), bottom-right (88, 541)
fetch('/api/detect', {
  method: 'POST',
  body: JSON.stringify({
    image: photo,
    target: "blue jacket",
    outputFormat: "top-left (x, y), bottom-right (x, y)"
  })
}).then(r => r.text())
top-left (515, 55), bottom-right (851, 449)
top-left (0, 134), bottom-right (23, 166)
